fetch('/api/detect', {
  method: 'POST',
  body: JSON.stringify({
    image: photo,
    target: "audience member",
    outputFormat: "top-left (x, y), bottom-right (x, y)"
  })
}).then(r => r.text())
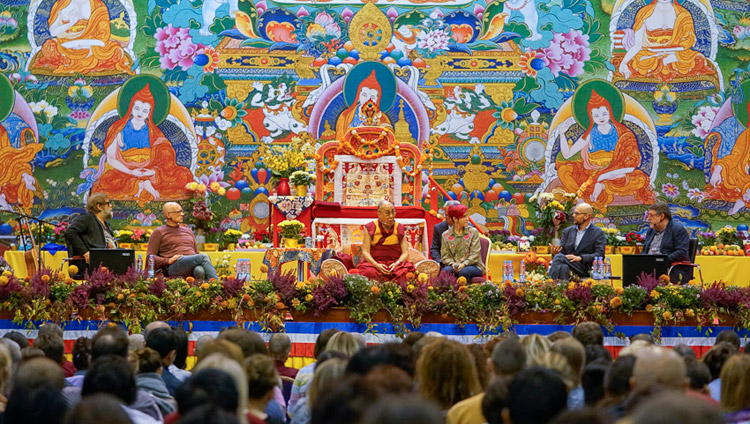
top-left (581, 360), bottom-right (609, 407)
top-left (34, 334), bottom-right (65, 367)
top-left (193, 334), bottom-right (214, 358)
top-left (288, 328), bottom-right (339, 410)
top-left (504, 367), bottom-right (568, 424)
top-left (324, 331), bottom-right (362, 357)
top-left (133, 347), bottom-right (177, 416)
top-left (715, 329), bottom-right (741, 350)
top-left (290, 357), bottom-right (347, 424)
top-left (598, 354), bottom-right (636, 418)
top-left (625, 347), bottom-right (688, 414)
top-left (170, 368), bottom-right (241, 424)
top-left (585, 344), bottom-right (612, 365)
top-left (401, 331), bottom-right (425, 348)
top-left (480, 377), bottom-right (509, 424)
top-left (180, 403), bottom-right (240, 424)
top-left (169, 326), bottom-right (190, 382)
top-left (551, 337), bottom-right (586, 409)
top-left (620, 340), bottom-right (653, 356)
top-left (549, 408), bottom-right (614, 424)
top-left (703, 341), bottom-right (738, 401)
top-left (683, 357), bottom-right (717, 406)
top-left (269, 333), bottom-right (299, 379)
top-left (630, 333), bottom-right (655, 345)
top-left (572, 322), bottom-right (604, 347)
top-left (191, 353), bottom-right (248, 421)
top-left (244, 353), bottom-right (280, 424)
top-left (416, 339), bottom-right (481, 411)
top-left (346, 343), bottom-right (414, 377)
top-left (521, 333), bottom-right (551, 365)
top-left (128, 334), bottom-right (145, 352)
top-left (217, 328), bottom-right (268, 358)
top-left (631, 392), bottom-right (722, 424)
top-left (548, 331), bottom-right (573, 343)
top-left (66, 337), bottom-right (91, 387)
top-left (3, 331), bottom-right (29, 349)
top-left (360, 395), bottom-right (444, 424)
top-left (195, 339), bottom-right (244, 365)
top-left (64, 393), bottom-right (134, 424)
top-left (721, 354), bottom-right (750, 423)
top-left (5, 357), bottom-right (67, 424)
top-left (145, 327), bottom-right (179, 397)
top-left (672, 343), bottom-right (697, 360)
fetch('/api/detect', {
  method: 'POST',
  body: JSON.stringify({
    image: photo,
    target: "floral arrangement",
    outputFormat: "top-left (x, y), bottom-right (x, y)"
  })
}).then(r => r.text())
top-left (213, 254), bottom-right (233, 277)
top-left (114, 228), bottom-right (151, 245)
top-left (290, 170), bottom-right (315, 187)
top-left (266, 137), bottom-right (314, 179)
top-left (278, 220), bottom-right (304, 241)
top-left (603, 228), bottom-right (625, 246)
top-left (27, 222), bottom-right (56, 243)
top-left (221, 229), bottom-right (244, 248)
top-left (488, 229), bottom-right (510, 244)
top-left (190, 199), bottom-right (215, 232)
top-left (528, 191), bottom-right (577, 246)
top-left (52, 222), bottom-right (69, 244)
top-left (715, 226), bottom-right (741, 246)
top-left (698, 231), bottom-right (716, 246)
top-left (253, 229), bottom-right (271, 243)
top-left (625, 231), bottom-right (644, 246)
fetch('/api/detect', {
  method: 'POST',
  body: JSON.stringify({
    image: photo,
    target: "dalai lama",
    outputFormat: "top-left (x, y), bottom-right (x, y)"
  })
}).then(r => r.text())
top-left (356, 200), bottom-right (416, 281)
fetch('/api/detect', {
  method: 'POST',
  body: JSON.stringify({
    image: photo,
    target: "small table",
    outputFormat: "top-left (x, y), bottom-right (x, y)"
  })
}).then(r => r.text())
top-left (262, 247), bottom-right (335, 282)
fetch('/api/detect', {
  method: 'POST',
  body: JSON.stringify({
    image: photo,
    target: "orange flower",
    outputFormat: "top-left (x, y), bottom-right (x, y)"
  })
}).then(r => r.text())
top-left (457, 276), bottom-right (467, 286)
top-left (260, 264), bottom-right (269, 273)
top-left (0, 277), bottom-right (7, 286)
top-left (186, 276), bottom-right (195, 284)
top-left (525, 251), bottom-right (538, 263)
top-left (220, 300), bottom-right (229, 308)
top-left (646, 304), bottom-right (653, 312)
top-left (243, 294), bottom-right (251, 302)
top-left (41, 275), bottom-right (50, 283)
top-left (201, 282), bottom-right (210, 290)
top-left (515, 288), bottom-right (525, 298)
top-left (615, 287), bottom-right (623, 295)
top-left (662, 311), bottom-right (673, 320)
top-left (553, 298), bottom-right (561, 305)
top-left (196, 291), bottom-right (203, 297)
top-left (68, 265), bottom-right (79, 275)
top-left (458, 285), bottom-right (467, 292)
top-left (371, 286), bottom-right (381, 295)
top-left (610, 297), bottom-right (622, 308)
top-left (406, 272), bottom-right (416, 281)
top-left (686, 309), bottom-right (695, 318)
top-left (276, 302), bottom-right (286, 309)
top-left (117, 294), bottom-right (124, 300)
top-left (659, 274), bottom-right (670, 284)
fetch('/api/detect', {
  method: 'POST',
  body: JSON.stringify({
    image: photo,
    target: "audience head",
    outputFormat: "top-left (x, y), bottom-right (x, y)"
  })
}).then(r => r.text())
top-left (466, 343), bottom-right (491, 387)
top-left (346, 343), bottom-right (414, 377)
top-left (142, 321), bottom-right (169, 340)
top-left (5, 358), bottom-right (67, 424)
top-left (630, 333), bottom-right (655, 345)
top-left (359, 395), bottom-right (444, 424)
top-left (268, 333), bottom-right (292, 361)
top-left (631, 392), bottom-right (722, 424)
top-left (549, 408), bottom-right (614, 424)
top-left (715, 329), bottom-right (740, 350)
top-left (481, 376), bottom-right (509, 424)
top-left (72, 337), bottom-right (92, 371)
top-left (548, 331), bottom-right (573, 343)
top-left (620, 340), bottom-right (653, 357)
top-left (684, 357), bottom-right (711, 393)
top-left (604, 354), bottom-right (636, 399)
top-left (572, 322), bottom-right (604, 347)
top-left (14, 356), bottom-right (65, 390)
top-left (402, 331), bottom-right (425, 347)
top-left (672, 344), bottom-right (697, 360)
top-left (308, 357), bottom-right (347, 407)
top-left (176, 368), bottom-right (240, 420)
top-left (505, 367), bottom-right (568, 424)
top-left (20, 347), bottom-right (45, 362)
top-left (491, 337), bottom-right (527, 379)
top-left (34, 334), bottom-right (65, 365)
top-left (720, 354), bottom-right (750, 412)
top-left (64, 393), bottom-right (133, 424)
top-left (193, 352), bottom-right (248, 416)
top-left (145, 326), bottom-right (177, 364)
top-left (702, 341), bottom-right (738, 381)
top-left (194, 334), bottom-right (215, 358)
top-left (585, 344), bottom-right (613, 365)
top-left (533, 351), bottom-right (575, 390)
top-left (582, 360), bottom-right (609, 406)
top-left (314, 328), bottom-right (339, 360)
top-left (195, 339), bottom-right (244, 365)
top-left (127, 334), bottom-right (144, 352)
top-left (81, 355), bottom-right (137, 405)
top-left (38, 322), bottom-right (64, 339)
top-left (4, 331), bottom-right (29, 349)
top-left (171, 326), bottom-right (189, 370)
top-left (243, 353), bottom-right (278, 401)
top-left (416, 338), bottom-right (481, 410)
top-left (217, 328), bottom-right (267, 358)
top-left (0, 344), bottom-right (11, 391)
top-left (521, 333), bottom-right (551, 365)
top-left (180, 404), bottom-right (240, 424)
top-left (91, 326), bottom-right (129, 360)
top-left (550, 337), bottom-right (586, 386)
top-left (631, 347), bottom-right (687, 393)
top-left (325, 331), bottom-right (362, 357)
top-left (0, 338), bottom-right (21, 369)
top-left (134, 347), bottom-right (163, 374)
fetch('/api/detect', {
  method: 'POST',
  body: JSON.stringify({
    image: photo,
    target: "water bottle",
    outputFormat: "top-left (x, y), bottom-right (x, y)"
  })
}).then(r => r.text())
top-left (502, 261), bottom-right (508, 282)
top-left (242, 259), bottom-right (249, 279)
top-left (519, 260), bottom-right (526, 283)
top-left (593, 257), bottom-right (602, 279)
top-left (304, 236), bottom-right (313, 249)
top-left (136, 255), bottom-right (143, 272)
top-left (147, 254), bottom-right (155, 279)
top-left (237, 259), bottom-right (247, 280)
top-left (506, 261), bottom-right (514, 282)
top-left (605, 257), bottom-right (612, 278)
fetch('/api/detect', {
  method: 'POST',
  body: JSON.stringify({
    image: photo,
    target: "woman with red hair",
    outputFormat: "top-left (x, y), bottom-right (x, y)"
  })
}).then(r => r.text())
top-left (440, 204), bottom-right (485, 280)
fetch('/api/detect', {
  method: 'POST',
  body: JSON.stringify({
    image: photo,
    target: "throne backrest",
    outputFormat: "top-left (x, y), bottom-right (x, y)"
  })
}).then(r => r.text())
top-left (334, 155), bottom-right (402, 206)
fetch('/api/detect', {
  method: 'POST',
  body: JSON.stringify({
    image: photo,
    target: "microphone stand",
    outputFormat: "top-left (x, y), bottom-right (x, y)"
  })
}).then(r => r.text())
top-left (0, 208), bottom-right (56, 272)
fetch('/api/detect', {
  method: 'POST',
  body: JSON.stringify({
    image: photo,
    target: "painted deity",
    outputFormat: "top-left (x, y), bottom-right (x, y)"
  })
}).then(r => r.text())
top-left (556, 90), bottom-right (654, 211)
top-left (706, 100), bottom-right (750, 215)
top-left (32, 0), bottom-right (134, 75)
top-left (91, 84), bottom-right (193, 204)
top-left (0, 124), bottom-right (43, 214)
top-left (617, 0), bottom-right (711, 81)
top-left (335, 71), bottom-right (392, 140)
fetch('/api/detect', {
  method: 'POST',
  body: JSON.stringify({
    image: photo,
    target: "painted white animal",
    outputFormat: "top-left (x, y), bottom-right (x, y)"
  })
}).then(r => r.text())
top-left (249, 81), bottom-right (307, 144)
top-left (502, 0), bottom-right (542, 41)
top-left (201, 0), bottom-right (240, 36)
top-left (433, 84), bottom-right (493, 144)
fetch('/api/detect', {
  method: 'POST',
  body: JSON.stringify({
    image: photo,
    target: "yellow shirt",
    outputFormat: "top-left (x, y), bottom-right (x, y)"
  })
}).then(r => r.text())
top-left (446, 392), bottom-right (486, 424)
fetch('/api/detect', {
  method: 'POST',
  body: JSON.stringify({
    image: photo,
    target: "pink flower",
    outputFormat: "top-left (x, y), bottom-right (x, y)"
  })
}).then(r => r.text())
top-left (662, 183), bottom-right (679, 198)
top-left (417, 29), bottom-right (450, 52)
top-left (687, 188), bottom-right (705, 202)
top-left (540, 30), bottom-right (591, 77)
top-left (691, 106), bottom-right (719, 139)
top-left (154, 24), bottom-right (204, 70)
top-left (314, 12), bottom-right (341, 38)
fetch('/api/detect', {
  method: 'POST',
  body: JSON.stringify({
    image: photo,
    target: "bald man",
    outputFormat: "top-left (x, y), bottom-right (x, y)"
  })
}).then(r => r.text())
top-left (547, 202), bottom-right (605, 280)
top-left (356, 200), bottom-right (416, 281)
top-left (145, 202), bottom-right (218, 280)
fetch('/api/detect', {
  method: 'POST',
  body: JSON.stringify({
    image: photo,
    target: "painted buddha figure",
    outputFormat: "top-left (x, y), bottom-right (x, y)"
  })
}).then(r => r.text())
top-left (335, 70), bottom-right (392, 140)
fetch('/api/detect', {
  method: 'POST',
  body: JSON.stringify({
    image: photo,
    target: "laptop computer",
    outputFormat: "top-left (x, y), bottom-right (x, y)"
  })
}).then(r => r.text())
top-left (622, 254), bottom-right (669, 287)
top-left (88, 248), bottom-right (135, 275)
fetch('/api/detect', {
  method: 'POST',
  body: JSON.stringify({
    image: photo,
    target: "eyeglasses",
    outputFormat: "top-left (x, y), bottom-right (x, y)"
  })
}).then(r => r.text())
top-left (572, 211), bottom-right (588, 216)
top-left (168, 210), bottom-right (184, 215)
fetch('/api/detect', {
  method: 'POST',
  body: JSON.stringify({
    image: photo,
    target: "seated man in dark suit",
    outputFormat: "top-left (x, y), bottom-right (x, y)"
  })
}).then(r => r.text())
top-left (642, 202), bottom-right (691, 283)
top-left (547, 203), bottom-right (606, 280)
top-left (65, 193), bottom-right (117, 277)
top-left (430, 200), bottom-right (460, 265)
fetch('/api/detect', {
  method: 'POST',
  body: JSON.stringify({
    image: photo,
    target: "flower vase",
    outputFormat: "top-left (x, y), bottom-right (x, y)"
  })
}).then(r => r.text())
top-left (532, 245), bottom-right (549, 254)
top-left (277, 178), bottom-right (291, 196)
top-left (284, 238), bottom-right (299, 248)
top-left (136, 243), bottom-right (149, 251)
top-left (295, 185), bottom-right (308, 197)
top-left (195, 229), bottom-right (206, 250)
top-left (605, 245), bottom-right (614, 254)
top-left (618, 246), bottom-right (635, 254)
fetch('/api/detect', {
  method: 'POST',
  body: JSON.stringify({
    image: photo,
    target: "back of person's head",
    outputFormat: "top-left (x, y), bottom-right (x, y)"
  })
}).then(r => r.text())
top-left (135, 347), bottom-right (163, 374)
top-left (308, 358), bottom-right (348, 407)
top-left (402, 331), bottom-right (425, 347)
top-left (491, 337), bottom-right (527, 378)
top-left (244, 353), bottom-right (278, 400)
top-left (521, 334), bottom-right (551, 365)
top-left (145, 326), bottom-right (177, 360)
top-left (217, 328), bottom-right (267, 358)
top-left (268, 333), bottom-right (292, 361)
top-left (193, 353), bottom-right (248, 415)
top-left (20, 346), bottom-right (45, 362)
top-left (4, 331), bottom-right (29, 349)
top-left (127, 334), bottom-right (144, 352)
top-left (702, 341), bottom-right (738, 380)
top-left (481, 377), bottom-right (510, 424)
top-left (683, 357), bottom-right (711, 392)
top-left (720, 354), bottom-right (750, 412)
top-left (314, 328), bottom-right (339, 359)
top-left (506, 367), bottom-right (568, 424)
top-left (91, 326), bottom-right (129, 360)
top-left (632, 347), bottom-right (687, 393)
top-left (715, 329), bottom-right (741, 350)
top-left (359, 395), bottom-right (443, 424)
top-left (14, 356), bottom-right (65, 390)
top-left (4, 383), bottom-right (67, 424)
top-left (467, 343), bottom-right (491, 388)
top-left (550, 337), bottom-right (586, 386)
top-left (193, 335), bottom-right (214, 358)
top-left (38, 322), bottom-right (64, 339)
top-left (346, 343), bottom-right (414, 377)
top-left (572, 322), bottom-right (604, 347)
top-left (0, 343), bottom-right (12, 391)
top-left (585, 344), bottom-right (612, 365)
top-left (72, 337), bottom-right (92, 371)
top-left (179, 403), bottom-right (240, 424)
top-left (604, 354), bottom-right (636, 398)
top-left (0, 338), bottom-right (22, 366)
top-left (64, 393), bottom-right (133, 424)
top-left (416, 338), bottom-right (481, 410)
top-left (672, 344), bottom-right (697, 360)
top-left (631, 392), bottom-right (722, 424)
top-left (620, 340), bottom-right (653, 357)
top-left (176, 368), bottom-right (240, 418)
top-left (142, 321), bottom-right (169, 341)
top-left (582, 360), bottom-right (609, 406)
top-left (549, 408), bottom-right (614, 424)
top-left (548, 331), bottom-right (573, 343)
top-left (34, 334), bottom-right (65, 365)
top-left (195, 338), bottom-right (244, 364)
top-left (630, 333), bottom-right (655, 345)
top-left (533, 351), bottom-right (575, 390)
top-left (325, 331), bottom-right (362, 357)
top-left (171, 326), bottom-right (189, 369)
top-left (81, 355), bottom-right (137, 405)
top-left (412, 335), bottom-right (442, 359)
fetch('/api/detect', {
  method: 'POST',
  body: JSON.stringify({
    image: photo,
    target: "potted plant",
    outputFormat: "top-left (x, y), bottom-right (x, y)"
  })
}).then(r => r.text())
top-left (621, 231), bottom-right (643, 254)
top-left (115, 230), bottom-right (134, 249)
top-left (603, 228), bottom-right (624, 254)
top-left (528, 191), bottom-right (577, 249)
top-left (221, 229), bottom-right (244, 250)
top-left (131, 228), bottom-right (151, 251)
top-left (266, 137), bottom-right (314, 196)
top-left (290, 170), bottom-right (315, 197)
top-left (278, 220), bottom-right (304, 248)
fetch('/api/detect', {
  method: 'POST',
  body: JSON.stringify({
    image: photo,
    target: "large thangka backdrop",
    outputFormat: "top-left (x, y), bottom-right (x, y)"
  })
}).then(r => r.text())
top-left (1, 0), bottom-right (750, 238)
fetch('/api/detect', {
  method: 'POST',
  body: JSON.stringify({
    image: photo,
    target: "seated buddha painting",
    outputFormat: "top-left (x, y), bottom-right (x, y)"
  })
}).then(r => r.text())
top-left (536, 80), bottom-right (658, 212)
top-left (610, 0), bottom-right (721, 86)
top-left (82, 75), bottom-right (197, 205)
top-left (27, 0), bottom-right (136, 76)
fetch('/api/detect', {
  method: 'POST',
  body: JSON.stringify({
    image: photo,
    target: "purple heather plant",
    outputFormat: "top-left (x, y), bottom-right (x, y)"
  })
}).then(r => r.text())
top-left (0, 275), bottom-right (22, 301)
top-left (148, 275), bottom-right (166, 297)
top-left (567, 284), bottom-right (594, 307)
top-left (69, 285), bottom-right (90, 310)
top-left (636, 271), bottom-right (662, 293)
top-left (502, 283), bottom-right (526, 316)
top-left (430, 270), bottom-right (458, 293)
top-left (27, 269), bottom-right (52, 299)
top-left (268, 267), bottom-right (298, 304)
top-left (87, 266), bottom-right (115, 305)
top-left (312, 274), bottom-right (347, 316)
top-left (221, 276), bottom-right (243, 298)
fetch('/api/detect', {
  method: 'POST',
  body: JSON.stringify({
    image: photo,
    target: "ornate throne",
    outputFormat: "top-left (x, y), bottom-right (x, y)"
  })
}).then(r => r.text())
top-left (313, 126), bottom-right (440, 279)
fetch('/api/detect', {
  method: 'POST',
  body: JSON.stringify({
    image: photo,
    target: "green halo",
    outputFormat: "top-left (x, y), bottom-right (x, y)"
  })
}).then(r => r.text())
top-left (0, 73), bottom-right (15, 123)
top-left (732, 79), bottom-right (750, 128)
top-left (571, 79), bottom-right (625, 130)
top-left (117, 75), bottom-right (171, 126)
top-left (343, 61), bottom-right (397, 112)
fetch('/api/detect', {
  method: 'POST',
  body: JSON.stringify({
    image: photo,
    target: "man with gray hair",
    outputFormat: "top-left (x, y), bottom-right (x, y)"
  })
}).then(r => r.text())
top-left (269, 333), bottom-right (298, 380)
top-left (65, 193), bottom-right (116, 277)
top-left (146, 202), bottom-right (218, 280)
top-left (430, 200), bottom-right (461, 264)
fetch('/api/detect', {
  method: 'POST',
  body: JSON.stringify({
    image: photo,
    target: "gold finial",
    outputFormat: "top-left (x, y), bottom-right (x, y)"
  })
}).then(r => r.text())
top-left (393, 99), bottom-right (414, 144)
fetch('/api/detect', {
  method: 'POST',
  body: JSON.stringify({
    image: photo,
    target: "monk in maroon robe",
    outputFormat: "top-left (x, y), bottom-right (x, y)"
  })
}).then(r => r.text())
top-left (357, 201), bottom-right (415, 281)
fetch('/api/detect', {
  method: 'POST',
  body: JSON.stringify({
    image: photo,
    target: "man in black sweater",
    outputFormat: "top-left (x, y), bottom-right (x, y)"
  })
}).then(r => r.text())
top-left (65, 193), bottom-right (116, 275)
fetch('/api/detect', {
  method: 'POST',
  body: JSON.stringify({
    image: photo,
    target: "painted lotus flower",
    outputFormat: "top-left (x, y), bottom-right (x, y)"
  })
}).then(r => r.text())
top-left (155, 24), bottom-right (204, 70)
top-left (540, 30), bottom-right (591, 77)
top-left (691, 105), bottom-right (719, 138)
top-left (662, 183), bottom-right (679, 198)
top-left (417, 29), bottom-right (450, 53)
top-left (519, 48), bottom-right (545, 77)
top-left (314, 12), bottom-right (341, 39)
top-left (687, 188), bottom-right (705, 202)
